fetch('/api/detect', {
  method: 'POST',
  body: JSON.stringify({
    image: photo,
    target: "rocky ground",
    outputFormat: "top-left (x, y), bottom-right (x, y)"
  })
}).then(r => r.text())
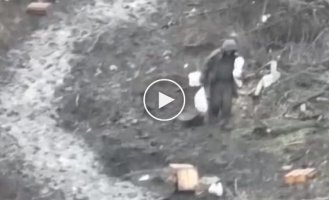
top-left (1, 0), bottom-right (329, 200)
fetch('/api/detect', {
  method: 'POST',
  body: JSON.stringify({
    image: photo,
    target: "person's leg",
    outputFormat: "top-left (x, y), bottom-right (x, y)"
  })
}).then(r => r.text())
top-left (219, 85), bottom-right (233, 129)
top-left (207, 84), bottom-right (221, 124)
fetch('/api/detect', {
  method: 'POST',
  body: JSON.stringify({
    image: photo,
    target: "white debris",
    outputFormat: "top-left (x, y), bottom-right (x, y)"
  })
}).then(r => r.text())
top-left (254, 60), bottom-right (281, 96)
top-left (282, 165), bottom-right (293, 171)
top-left (300, 103), bottom-right (307, 112)
top-left (188, 71), bottom-right (202, 87)
top-left (233, 56), bottom-right (245, 88)
top-left (162, 50), bottom-right (172, 60)
top-left (208, 181), bottom-right (223, 197)
top-left (185, 7), bottom-right (197, 17)
top-left (184, 63), bottom-right (189, 68)
top-left (194, 87), bottom-right (208, 114)
top-left (94, 68), bottom-right (102, 76)
top-left (261, 14), bottom-right (271, 23)
top-left (109, 65), bottom-right (118, 71)
top-left (145, 66), bottom-right (156, 74)
top-left (229, 31), bottom-right (238, 38)
top-left (138, 174), bottom-right (151, 182)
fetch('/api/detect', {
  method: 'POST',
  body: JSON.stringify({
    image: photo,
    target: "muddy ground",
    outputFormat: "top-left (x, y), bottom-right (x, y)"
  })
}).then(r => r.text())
top-left (1, 0), bottom-right (329, 200)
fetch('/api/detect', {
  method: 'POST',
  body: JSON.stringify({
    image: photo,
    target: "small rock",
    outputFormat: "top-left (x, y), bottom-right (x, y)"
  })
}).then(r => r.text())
top-left (110, 65), bottom-right (118, 71)
top-left (162, 50), bottom-right (172, 60)
top-left (138, 174), bottom-right (151, 182)
top-left (316, 97), bottom-right (329, 102)
top-left (131, 119), bottom-right (138, 124)
top-left (128, 62), bottom-right (136, 69)
top-left (281, 165), bottom-right (293, 171)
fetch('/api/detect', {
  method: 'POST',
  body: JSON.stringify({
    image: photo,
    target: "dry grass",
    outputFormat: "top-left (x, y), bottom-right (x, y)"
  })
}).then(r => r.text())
top-left (226, 0), bottom-right (329, 65)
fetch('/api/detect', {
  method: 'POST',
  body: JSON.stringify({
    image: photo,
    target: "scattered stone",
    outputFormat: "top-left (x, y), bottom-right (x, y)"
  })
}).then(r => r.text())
top-left (110, 65), bottom-right (118, 71)
top-left (284, 168), bottom-right (317, 185)
top-left (316, 97), bottom-right (329, 102)
top-left (145, 67), bottom-right (157, 74)
top-left (281, 165), bottom-right (293, 171)
top-left (131, 119), bottom-right (138, 124)
top-left (94, 68), bottom-right (102, 77)
top-left (162, 50), bottom-right (172, 60)
top-left (138, 174), bottom-right (151, 182)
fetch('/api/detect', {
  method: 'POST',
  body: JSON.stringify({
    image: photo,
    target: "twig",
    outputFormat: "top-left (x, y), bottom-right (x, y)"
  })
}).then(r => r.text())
top-left (87, 33), bottom-right (102, 53)
top-left (75, 94), bottom-right (80, 107)
top-left (287, 141), bottom-right (304, 146)
top-left (311, 27), bottom-right (329, 46)
top-left (234, 178), bottom-right (239, 195)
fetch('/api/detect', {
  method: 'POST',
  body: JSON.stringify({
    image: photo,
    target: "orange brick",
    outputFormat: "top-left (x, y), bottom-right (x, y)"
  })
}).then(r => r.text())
top-left (26, 2), bottom-right (52, 16)
top-left (284, 168), bottom-right (317, 185)
top-left (169, 163), bottom-right (199, 191)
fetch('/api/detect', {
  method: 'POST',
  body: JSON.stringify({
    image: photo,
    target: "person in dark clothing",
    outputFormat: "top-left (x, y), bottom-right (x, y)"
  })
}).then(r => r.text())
top-left (200, 39), bottom-right (239, 129)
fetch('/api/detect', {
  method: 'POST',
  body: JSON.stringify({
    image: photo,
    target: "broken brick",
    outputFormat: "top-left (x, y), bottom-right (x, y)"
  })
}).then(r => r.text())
top-left (169, 163), bottom-right (199, 191)
top-left (284, 168), bottom-right (317, 185)
top-left (26, 2), bottom-right (52, 16)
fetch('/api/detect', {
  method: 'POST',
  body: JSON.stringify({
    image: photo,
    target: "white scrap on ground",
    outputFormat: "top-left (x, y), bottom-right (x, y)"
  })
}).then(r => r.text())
top-left (138, 174), bottom-right (151, 182)
top-left (254, 60), bottom-right (281, 96)
top-left (261, 14), bottom-right (271, 23)
top-left (110, 65), bottom-right (118, 71)
top-left (208, 181), bottom-right (224, 197)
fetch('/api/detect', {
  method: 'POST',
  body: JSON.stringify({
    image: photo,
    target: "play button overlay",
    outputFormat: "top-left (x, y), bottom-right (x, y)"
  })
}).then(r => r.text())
top-left (158, 92), bottom-right (174, 109)
top-left (143, 79), bottom-right (186, 121)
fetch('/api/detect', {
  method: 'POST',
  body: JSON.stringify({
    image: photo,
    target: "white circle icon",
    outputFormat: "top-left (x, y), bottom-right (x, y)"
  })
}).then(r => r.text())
top-left (143, 79), bottom-right (186, 121)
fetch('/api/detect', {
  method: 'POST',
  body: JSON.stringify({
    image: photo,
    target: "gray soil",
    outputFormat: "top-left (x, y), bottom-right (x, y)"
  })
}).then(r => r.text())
top-left (1, 0), bottom-right (329, 200)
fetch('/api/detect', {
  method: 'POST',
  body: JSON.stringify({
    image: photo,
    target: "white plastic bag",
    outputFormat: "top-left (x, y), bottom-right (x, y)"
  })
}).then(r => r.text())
top-left (233, 56), bottom-right (245, 88)
top-left (194, 87), bottom-right (208, 113)
top-left (188, 71), bottom-right (202, 87)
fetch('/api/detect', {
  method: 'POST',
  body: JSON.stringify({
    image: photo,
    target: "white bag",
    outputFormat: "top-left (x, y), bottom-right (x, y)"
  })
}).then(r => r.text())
top-left (188, 71), bottom-right (202, 87)
top-left (194, 87), bottom-right (208, 113)
top-left (233, 56), bottom-right (245, 88)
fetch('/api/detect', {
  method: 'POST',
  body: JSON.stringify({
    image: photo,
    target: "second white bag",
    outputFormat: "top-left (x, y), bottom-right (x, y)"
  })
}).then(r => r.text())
top-left (194, 86), bottom-right (208, 114)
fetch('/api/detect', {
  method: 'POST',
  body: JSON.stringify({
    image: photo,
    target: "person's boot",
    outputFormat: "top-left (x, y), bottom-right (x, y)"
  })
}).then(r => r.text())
top-left (205, 113), bottom-right (217, 125)
top-left (219, 118), bottom-right (233, 131)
